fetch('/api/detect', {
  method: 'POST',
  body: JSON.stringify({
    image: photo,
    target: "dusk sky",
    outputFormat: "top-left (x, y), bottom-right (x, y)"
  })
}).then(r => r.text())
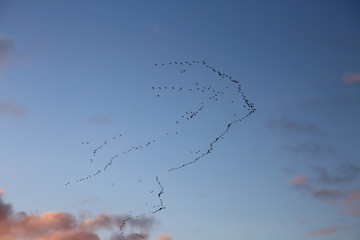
top-left (0, 1), bottom-right (360, 240)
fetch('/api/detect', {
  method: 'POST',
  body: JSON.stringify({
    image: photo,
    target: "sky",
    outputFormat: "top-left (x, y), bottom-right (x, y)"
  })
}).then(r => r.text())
top-left (0, 0), bottom-right (360, 239)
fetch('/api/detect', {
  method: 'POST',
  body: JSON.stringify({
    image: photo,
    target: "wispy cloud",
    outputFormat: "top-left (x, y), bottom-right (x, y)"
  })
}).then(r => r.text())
top-left (286, 95), bottom-right (360, 115)
top-left (288, 175), bottom-right (343, 200)
top-left (288, 164), bottom-right (360, 218)
top-left (285, 141), bottom-right (335, 156)
top-left (156, 233), bottom-right (173, 240)
top-left (345, 204), bottom-right (360, 217)
top-left (0, 190), bottom-right (154, 240)
top-left (343, 189), bottom-right (360, 203)
top-left (88, 116), bottom-right (111, 125)
top-left (267, 117), bottom-right (327, 136)
top-left (298, 219), bottom-right (308, 224)
top-left (313, 188), bottom-right (343, 200)
top-left (342, 72), bottom-right (360, 85)
top-left (293, 24), bottom-right (360, 48)
top-left (341, 189), bottom-right (360, 217)
top-left (288, 174), bottom-right (308, 187)
top-left (315, 164), bottom-right (360, 184)
top-left (152, 24), bottom-right (161, 33)
top-left (0, 35), bottom-right (17, 70)
top-left (0, 100), bottom-right (27, 119)
top-left (306, 225), bottom-right (345, 236)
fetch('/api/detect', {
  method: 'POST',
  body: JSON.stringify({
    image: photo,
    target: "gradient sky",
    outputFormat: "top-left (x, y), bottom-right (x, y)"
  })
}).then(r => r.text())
top-left (0, 1), bottom-right (360, 240)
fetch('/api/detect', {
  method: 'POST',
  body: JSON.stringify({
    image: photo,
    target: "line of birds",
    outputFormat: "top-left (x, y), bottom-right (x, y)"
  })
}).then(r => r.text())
top-left (119, 176), bottom-right (166, 237)
top-left (114, 60), bottom-right (256, 234)
top-left (66, 58), bottom-right (255, 188)
top-left (67, 60), bottom-right (254, 185)
top-left (65, 60), bottom-right (256, 238)
top-left (152, 82), bottom-right (227, 103)
top-left (161, 60), bottom-right (256, 171)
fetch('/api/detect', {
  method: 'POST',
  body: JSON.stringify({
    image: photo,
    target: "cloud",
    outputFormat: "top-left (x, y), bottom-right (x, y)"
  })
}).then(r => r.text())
top-left (110, 233), bottom-right (150, 240)
top-left (267, 117), bottom-right (327, 136)
top-left (0, 191), bottom-right (155, 240)
top-left (88, 116), bottom-right (111, 125)
top-left (298, 219), bottom-right (308, 224)
top-left (293, 24), bottom-right (360, 48)
top-left (341, 189), bottom-right (360, 217)
top-left (288, 175), bottom-right (342, 200)
top-left (343, 189), bottom-right (360, 203)
top-left (343, 205), bottom-right (360, 217)
top-left (342, 72), bottom-right (360, 85)
top-left (152, 24), bottom-right (161, 33)
top-left (288, 165), bottom-right (360, 218)
top-left (315, 163), bottom-right (360, 184)
top-left (0, 35), bottom-right (17, 70)
top-left (306, 225), bottom-right (345, 236)
top-left (313, 188), bottom-right (343, 200)
top-left (303, 95), bottom-right (318, 104)
top-left (0, 188), bottom-right (4, 195)
top-left (156, 233), bottom-right (173, 240)
top-left (288, 174), bottom-right (308, 187)
top-left (287, 95), bottom-right (360, 116)
top-left (285, 141), bottom-right (335, 156)
top-left (70, 197), bottom-right (99, 208)
top-left (0, 100), bottom-right (27, 118)
top-left (38, 231), bottom-right (101, 240)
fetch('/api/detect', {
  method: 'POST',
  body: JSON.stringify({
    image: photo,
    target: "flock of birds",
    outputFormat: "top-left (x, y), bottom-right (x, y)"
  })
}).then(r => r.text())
top-left (118, 176), bottom-right (165, 238)
top-left (64, 60), bottom-right (256, 239)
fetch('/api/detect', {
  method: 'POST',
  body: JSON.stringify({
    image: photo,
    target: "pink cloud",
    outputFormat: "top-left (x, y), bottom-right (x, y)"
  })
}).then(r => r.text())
top-left (306, 225), bottom-right (344, 236)
top-left (340, 205), bottom-right (360, 217)
top-left (340, 189), bottom-right (360, 217)
top-left (0, 100), bottom-right (27, 118)
top-left (0, 191), bottom-right (154, 240)
top-left (157, 233), bottom-right (173, 240)
top-left (342, 72), bottom-right (360, 85)
top-left (288, 174), bottom-right (307, 186)
top-left (343, 189), bottom-right (360, 203)
top-left (344, 206), bottom-right (360, 217)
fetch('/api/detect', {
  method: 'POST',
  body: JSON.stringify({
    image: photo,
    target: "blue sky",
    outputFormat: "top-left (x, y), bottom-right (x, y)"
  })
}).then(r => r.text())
top-left (0, 1), bottom-right (359, 240)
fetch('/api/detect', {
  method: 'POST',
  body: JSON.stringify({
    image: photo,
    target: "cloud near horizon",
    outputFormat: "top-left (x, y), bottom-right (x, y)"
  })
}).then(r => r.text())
top-left (156, 233), bottom-right (173, 240)
top-left (0, 190), bottom-right (155, 240)
top-left (342, 72), bottom-right (360, 85)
